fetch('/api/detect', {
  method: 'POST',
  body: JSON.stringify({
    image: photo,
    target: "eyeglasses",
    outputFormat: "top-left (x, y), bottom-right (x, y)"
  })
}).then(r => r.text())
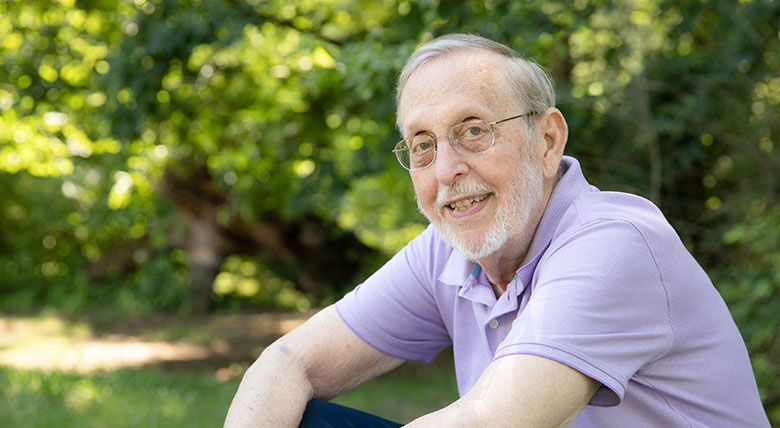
top-left (392, 111), bottom-right (539, 170)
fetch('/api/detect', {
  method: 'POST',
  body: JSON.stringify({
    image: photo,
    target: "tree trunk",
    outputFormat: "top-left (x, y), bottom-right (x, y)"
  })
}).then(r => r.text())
top-left (158, 162), bottom-right (378, 312)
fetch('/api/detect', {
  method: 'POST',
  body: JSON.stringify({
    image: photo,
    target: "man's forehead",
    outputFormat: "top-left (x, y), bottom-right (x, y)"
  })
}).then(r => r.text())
top-left (398, 50), bottom-right (512, 132)
top-left (404, 49), bottom-right (504, 92)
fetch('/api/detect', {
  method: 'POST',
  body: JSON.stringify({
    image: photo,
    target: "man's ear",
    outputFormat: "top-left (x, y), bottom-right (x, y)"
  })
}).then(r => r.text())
top-left (539, 108), bottom-right (568, 180)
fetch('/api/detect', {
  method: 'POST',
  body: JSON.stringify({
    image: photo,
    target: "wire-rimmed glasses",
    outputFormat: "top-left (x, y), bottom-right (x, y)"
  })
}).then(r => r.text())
top-left (392, 111), bottom-right (538, 170)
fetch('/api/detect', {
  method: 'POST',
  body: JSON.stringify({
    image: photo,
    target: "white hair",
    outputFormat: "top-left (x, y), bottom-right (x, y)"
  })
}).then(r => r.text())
top-left (396, 34), bottom-right (556, 132)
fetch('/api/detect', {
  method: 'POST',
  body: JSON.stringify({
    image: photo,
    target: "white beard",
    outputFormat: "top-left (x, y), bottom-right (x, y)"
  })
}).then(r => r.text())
top-left (417, 157), bottom-right (545, 262)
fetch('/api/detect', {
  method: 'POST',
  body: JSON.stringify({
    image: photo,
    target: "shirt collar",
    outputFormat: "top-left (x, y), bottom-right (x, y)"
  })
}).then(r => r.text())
top-left (522, 156), bottom-right (597, 265)
top-left (437, 156), bottom-right (597, 288)
top-left (439, 251), bottom-right (475, 286)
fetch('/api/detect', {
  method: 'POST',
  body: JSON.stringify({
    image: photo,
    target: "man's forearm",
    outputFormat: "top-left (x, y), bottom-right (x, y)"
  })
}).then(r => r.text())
top-left (224, 347), bottom-right (313, 428)
top-left (402, 398), bottom-right (576, 428)
top-left (404, 355), bottom-right (598, 428)
top-left (223, 305), bottom-right (405, 427)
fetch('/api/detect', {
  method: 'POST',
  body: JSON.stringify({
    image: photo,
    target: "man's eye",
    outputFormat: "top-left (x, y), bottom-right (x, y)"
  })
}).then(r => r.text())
top-left (413, 141), bottom-right (433, 153)
top-left (463, 126), bottom-right (484, 138)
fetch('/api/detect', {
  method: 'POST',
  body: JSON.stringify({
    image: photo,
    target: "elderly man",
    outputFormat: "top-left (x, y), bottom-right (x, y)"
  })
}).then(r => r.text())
top-left (224, 34), bottom-right (770, 428)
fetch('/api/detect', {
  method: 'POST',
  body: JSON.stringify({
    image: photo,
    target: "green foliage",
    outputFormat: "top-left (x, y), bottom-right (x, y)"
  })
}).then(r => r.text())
top-left (0, 0), bottom-right (181, 314)
top-left (212, 254), bottom-right (311, 311)
top-left (0, 0), bottom-right (778, 419)
top-left (719, 204), bottom-right (780, 418)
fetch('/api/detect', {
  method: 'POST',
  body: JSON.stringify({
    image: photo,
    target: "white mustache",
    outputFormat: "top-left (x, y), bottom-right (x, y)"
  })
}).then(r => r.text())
top-left (434, 179), bottom-right (496, 208)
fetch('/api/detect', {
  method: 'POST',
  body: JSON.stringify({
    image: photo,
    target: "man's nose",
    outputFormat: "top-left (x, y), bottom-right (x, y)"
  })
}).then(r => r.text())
top-left (434, 137), bottom-right (468, 186)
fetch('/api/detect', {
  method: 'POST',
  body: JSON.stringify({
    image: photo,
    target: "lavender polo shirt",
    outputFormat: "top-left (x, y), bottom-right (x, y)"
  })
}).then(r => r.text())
top-left (335, 156), bottom-right (769, 427)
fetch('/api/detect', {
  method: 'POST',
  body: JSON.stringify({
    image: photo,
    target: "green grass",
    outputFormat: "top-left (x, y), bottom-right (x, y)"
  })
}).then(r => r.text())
top-left (0, 357), bottom-right (457, 427)
top-left (0, 367), bottom-right (239, 428)
top-left (0, 312), bottom-right (459, 426)
top-left (334, 357), bottom-right (459, 423)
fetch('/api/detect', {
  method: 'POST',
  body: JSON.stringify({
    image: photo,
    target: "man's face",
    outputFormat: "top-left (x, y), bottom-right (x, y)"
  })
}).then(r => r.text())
top-left (399, 50), bottom-right (546, 261)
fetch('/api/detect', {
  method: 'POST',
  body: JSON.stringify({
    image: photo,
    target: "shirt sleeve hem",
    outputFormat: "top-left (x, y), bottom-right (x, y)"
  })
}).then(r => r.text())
top-left (493, 342), bottom-right (626, 407)
top-left (335, 300), bottom-right (436, 363)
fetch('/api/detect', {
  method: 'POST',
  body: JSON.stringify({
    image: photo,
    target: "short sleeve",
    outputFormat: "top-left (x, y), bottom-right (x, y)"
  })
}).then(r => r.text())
top-left (335, 227), bottom-right (452, 363)
top-left (494, 219), bottom-right (673, 406)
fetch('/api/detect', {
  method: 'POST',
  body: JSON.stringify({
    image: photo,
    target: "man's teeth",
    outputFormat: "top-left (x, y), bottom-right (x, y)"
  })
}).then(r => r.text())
top-left (449, 194), bottom-right (488, 211)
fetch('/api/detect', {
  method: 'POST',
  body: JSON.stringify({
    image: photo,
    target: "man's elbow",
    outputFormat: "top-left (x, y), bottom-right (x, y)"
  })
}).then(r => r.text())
top-left (247, 338), bottom-right (310, 384)
top-left (225, 340), bottom-right (315, 428)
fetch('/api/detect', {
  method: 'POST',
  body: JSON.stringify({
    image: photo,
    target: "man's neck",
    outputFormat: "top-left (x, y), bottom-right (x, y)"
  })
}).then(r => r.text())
top-left (478, 175), bottom-right (559, 294)
top-left (479, 239), bottom-right (530, 294)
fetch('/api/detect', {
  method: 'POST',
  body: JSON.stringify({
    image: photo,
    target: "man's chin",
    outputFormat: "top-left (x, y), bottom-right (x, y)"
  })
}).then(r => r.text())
top-left (434, 225), bottom-right (496, 261)
top-left (454, 240), bottom-right (500, 262)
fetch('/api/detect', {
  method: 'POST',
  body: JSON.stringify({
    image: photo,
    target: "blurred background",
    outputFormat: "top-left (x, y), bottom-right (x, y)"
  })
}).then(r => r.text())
top-left (1, 0), bottom-right (778, 426)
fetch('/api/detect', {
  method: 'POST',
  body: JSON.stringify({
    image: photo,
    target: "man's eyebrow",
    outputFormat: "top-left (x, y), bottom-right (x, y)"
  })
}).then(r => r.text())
top-left (401, 125), bottom-right (428, 138)
top-left (403, 112), bottom-right (487, 136)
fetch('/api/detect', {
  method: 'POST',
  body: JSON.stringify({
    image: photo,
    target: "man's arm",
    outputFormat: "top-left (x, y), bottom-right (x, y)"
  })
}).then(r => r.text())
top-left (224, 305), bottom-right (404, 428)
top-left (404, 354), bottom-right (600, 428)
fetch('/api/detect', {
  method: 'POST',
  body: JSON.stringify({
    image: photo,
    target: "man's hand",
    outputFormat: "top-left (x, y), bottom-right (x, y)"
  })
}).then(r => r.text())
top-left (223, 305), bottom-right (404, 428)
top-left (403, 354), bottom-right (600, 428)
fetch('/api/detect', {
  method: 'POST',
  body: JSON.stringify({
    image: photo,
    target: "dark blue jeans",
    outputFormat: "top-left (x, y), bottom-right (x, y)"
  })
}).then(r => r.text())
top-left (299, 399), bottom-right (403, 428)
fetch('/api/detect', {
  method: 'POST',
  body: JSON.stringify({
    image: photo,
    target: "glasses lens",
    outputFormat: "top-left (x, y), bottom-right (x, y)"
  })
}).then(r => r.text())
top-left (407, 135), bottom-right (436, 169)
top-left (394, 141), bottom-right (411, 169)
top-left (451, 120), bottom-right (493, 153)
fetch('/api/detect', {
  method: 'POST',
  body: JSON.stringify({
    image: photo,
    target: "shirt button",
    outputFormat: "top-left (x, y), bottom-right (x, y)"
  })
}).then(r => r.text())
top-left (489, 319), bottom-right (499, 329)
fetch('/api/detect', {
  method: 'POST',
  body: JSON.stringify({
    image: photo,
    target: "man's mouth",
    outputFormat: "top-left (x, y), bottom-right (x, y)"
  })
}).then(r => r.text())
top-left (448, 194), bottom-right (490, 211)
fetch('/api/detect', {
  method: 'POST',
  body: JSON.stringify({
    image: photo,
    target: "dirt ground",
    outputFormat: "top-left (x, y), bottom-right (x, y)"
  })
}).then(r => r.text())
top-left (0, 310), bottom-right (316, 376)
